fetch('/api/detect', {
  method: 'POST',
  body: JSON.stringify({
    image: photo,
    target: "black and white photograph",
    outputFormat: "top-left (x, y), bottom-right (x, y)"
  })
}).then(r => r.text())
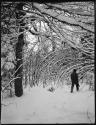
top-left (1, 1), bottom-right (95, 124)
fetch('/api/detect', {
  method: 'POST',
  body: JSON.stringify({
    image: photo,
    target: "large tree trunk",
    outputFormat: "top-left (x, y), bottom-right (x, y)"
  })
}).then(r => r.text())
top-left (15, 34), bottom-right (24, 97)
top-left (14, 2), bottom-right (25, 97)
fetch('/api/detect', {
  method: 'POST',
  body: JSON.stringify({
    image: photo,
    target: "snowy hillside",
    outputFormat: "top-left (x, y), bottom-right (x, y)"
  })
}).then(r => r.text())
top-left (1, 84), bottom-right (95, 124)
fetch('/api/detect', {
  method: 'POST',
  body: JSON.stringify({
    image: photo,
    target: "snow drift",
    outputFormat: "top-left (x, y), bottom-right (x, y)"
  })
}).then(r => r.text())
top-left (1, 84), bottom-right (95, 123)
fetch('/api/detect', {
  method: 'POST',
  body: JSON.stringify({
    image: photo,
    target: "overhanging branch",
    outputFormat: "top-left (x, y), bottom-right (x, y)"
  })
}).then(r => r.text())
top-left (33, 2), bottom-right (94, 33)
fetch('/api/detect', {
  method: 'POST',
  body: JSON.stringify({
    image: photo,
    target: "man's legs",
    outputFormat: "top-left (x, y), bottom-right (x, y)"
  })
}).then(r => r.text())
top-left (76, 84), bottom-right (79, 91)
top-left (71, 83), bottom-right (74, 93)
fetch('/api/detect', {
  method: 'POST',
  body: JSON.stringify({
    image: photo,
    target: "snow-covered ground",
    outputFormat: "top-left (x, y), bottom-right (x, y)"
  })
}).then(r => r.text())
top-left (1, 84), bottom-right (95, 124)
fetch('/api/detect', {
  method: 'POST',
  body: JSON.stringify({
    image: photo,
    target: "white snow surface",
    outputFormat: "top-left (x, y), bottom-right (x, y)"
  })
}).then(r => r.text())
top-left (1, 84), bottom-right (95, 124)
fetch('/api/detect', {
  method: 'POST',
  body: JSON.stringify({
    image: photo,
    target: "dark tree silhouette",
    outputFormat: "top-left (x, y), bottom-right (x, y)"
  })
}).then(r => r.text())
top-left (15, 34), bottom-right (24, 97)
top-left (14, 3), bottom-right (25, 97)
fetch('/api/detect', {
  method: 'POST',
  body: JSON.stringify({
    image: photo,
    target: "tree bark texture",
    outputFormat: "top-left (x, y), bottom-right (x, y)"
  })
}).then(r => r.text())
top-left (15, 34), bottom-right (24, 97)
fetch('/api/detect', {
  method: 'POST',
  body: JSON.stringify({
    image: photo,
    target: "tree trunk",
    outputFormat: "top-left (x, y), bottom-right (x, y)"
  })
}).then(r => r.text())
top-left (15, 34), bottom-right (24, 97)
top-left (14, 3), bottom-right (26, 97)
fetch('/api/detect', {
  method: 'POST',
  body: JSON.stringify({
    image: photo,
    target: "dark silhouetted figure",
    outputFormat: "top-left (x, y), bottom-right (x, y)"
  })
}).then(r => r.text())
top-left (71, 69), bottom-right (79, 93)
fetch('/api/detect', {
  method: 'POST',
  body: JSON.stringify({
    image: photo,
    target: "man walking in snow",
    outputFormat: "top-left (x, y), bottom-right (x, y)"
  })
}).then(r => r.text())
top-left (71, 69), bottom-right (79, 93)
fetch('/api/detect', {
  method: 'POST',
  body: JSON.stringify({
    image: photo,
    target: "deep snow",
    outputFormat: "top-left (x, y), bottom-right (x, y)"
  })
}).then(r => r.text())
top-left (1, 84), bottom-right (95, 123)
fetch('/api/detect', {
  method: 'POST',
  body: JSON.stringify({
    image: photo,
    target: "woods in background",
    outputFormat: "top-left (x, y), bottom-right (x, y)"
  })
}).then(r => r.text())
top-left (1, 2), bottom-right (94, 98)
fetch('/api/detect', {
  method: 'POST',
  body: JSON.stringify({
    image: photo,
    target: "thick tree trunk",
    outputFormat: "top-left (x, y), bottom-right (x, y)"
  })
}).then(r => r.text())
top-left (14, 2), bottom-right (25, 97)
top-left (15, 34), bottom-right (24, 97)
